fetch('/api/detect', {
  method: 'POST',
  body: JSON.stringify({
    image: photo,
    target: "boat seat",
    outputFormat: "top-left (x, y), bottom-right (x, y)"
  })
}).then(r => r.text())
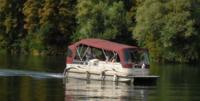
top-left (88, 59), bottom-right (99, 66)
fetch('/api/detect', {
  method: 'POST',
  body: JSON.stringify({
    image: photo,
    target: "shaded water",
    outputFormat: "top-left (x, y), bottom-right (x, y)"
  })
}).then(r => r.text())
top-left (0, 54), bottom-right (200, 101)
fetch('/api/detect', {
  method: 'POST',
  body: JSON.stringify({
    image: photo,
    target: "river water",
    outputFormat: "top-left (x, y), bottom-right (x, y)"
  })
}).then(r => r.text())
top-left (0, 54), bottom-right (200, 101)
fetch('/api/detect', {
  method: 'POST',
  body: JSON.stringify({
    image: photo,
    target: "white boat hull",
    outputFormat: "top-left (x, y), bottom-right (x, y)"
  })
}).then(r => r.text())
top-left (64, 71), bottom-right (131, 82)
top-left (63, 60), bottom-right (158, 84)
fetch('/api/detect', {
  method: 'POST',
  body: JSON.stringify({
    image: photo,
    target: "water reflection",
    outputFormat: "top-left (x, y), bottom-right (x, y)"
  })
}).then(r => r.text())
top-left (149, 63), bottom-right (200, 101)
top-left (65, 78), bottom-right (154, 101)
top-left (0, 76), bottom-right (64, 101)
top-left (0, 55), bottom-right (65, 101)
top-left (1, 55), bottom-right (200, 101)
top-left (0, 54), bottom-right (65, 72)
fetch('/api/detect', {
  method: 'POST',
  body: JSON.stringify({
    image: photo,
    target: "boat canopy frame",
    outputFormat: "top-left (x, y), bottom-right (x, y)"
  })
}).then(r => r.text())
top-left (67, 38), bottom-right (148, 68)
top-left (75, 44), bottom-right (119, 63)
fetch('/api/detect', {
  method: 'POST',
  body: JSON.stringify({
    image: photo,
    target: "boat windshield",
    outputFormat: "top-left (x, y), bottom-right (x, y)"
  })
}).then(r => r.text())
top-left (74, 44), bottom-right (120, 63)
top-left (124, 49), bottom-right (150, 65)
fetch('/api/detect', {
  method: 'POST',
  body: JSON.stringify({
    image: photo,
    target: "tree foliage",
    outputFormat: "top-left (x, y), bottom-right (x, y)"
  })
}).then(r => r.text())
top-left (73, 0), bottom-right (130, 42)
top-left (0, 0), bottom-right (25, 54)
top-left (134, 0), bottom-right (200, 62)
top-left (22, 0), bottom-right (76, 55)
top-left (0, 0), bottom-right (200, 63)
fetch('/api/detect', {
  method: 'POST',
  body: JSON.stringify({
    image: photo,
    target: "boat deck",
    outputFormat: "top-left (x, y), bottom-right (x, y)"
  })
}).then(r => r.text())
top-left (63, 71), bottom-right (159, 85)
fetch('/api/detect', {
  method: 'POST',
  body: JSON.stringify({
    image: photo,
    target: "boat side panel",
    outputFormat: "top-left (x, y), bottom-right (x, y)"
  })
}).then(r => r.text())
top-left (64, 71), bottom-right (131, 82)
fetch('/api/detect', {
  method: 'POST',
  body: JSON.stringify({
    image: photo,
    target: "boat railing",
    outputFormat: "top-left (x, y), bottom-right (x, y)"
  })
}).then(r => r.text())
top-left (73, 60), bottom-right (87, 65)
top-left (72, 59), bottom-right (121, 66)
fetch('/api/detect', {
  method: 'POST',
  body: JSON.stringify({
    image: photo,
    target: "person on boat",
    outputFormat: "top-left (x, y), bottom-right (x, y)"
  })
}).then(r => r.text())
top-left (85, 47), bottom-right (96, 61)
top-left (111, 58), bottom-right (116, 63)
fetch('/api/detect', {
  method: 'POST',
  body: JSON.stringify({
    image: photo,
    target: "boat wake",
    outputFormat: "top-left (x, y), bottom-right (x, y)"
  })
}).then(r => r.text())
top-left (0, 69), bottom-right (63, 79)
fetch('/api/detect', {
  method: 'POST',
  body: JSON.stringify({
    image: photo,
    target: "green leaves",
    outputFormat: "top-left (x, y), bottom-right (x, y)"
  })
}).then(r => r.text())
top-left (22, 0), bottom-right (76, 55)
top-left (0, 0), bottom-right (199, 62)
top-left (0, 0), bottom-right (25, 54)
top-left (23, 0), bottom-right (41, 33)
top-left (74, 0), bottom-right (129, 41)
top-left (0, 0), bottom-right (76, 55)
top-left (133, 0), bottom-right (200, 63)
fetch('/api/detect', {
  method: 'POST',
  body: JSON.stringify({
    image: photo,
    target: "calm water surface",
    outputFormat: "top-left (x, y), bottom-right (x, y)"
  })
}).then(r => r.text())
top-left (0, 54), bottom-right (200, 101)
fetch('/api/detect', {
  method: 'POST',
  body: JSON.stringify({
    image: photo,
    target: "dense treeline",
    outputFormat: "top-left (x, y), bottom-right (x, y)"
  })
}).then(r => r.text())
top-left (0, 0), bottom-right (200, 63)
top-left (134, 0), bottom-right (200, 63)
top-left (0, 0), bottom-right (76, 55)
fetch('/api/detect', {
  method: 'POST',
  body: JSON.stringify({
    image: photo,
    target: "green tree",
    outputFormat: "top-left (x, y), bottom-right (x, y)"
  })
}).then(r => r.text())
top-left (73, 0), bottom-right (130, 42)
top-left (22, 0), bottom-right (43, 54)
top-left (0, 0), bottom-right (5, 52)
top-left (134, 0), bottom-right (200, 63)
top-left (22, 0), bottom-right (76, 55)
top-left (0, 0), bottom-right (25, 54)
top-left (38, 0), bottom-right (76, 55)
top-left (56, 0), bottom-right (77, 49)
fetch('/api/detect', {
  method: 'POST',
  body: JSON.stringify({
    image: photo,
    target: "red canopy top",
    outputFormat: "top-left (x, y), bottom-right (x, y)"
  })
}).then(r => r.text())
top-left (73, 38), bottom-right (137, 52)
top-left (67, 38), bottom-right (142, 68)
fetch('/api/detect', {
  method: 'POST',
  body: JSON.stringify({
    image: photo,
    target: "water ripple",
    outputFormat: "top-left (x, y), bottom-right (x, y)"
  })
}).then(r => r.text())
top-left (0, 69), bottom-right (63, 79)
